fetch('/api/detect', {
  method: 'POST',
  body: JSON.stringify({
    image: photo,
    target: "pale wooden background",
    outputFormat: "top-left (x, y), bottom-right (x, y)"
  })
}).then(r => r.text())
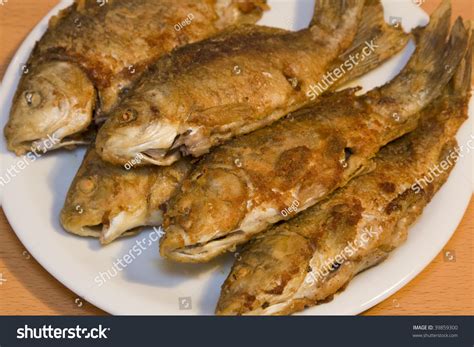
top-left (0, 0), bottom-right (472, 315)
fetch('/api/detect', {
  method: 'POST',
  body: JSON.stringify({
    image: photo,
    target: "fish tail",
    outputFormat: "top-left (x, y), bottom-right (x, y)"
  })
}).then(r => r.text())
top-left (329, 0), bottom-right (412, 89)
top-left (310, 0), bottom-right (365, 52)
top-left (432, 24), bottom-right (473, 136)
top-left (449, 21), bottom-right (473, 99)
top-left (366, 0), bottom-right (469, 118)
top-left (400, 24), bottom-right (472, 157)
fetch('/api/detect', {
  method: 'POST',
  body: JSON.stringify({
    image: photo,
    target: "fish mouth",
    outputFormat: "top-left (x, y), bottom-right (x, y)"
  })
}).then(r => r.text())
top-left (7, 121), bottom-right (94, 156)
top-left (162, 206), bottom-right (282, 262)
top-left (97, 121), bottom-right (183, 166)
top-left (161, 228), bottom-right (246, 263)
top-left (28, 136), bottom-right (90, 154)
top-left (99, 209), bottom-right (160, 244)
top-left (98, 116), bottom-right (211, 166)
top-left (80, 223), bottom-right (141, 243)
top-left (137, 126), bottom-right (206, 165)
top-left (13, 124), bottom-right (96, 155)
top-left (139, 148), bottom-right (182, 166)
top-left (63, 208), bottom-right (162, 245)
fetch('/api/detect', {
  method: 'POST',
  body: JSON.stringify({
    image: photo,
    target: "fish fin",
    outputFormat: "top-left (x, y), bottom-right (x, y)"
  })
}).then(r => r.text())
top-left (365, 0), bottom-right (469, 118)
top-left (310, 0), bottom-right (365, 52)
top-left (437, 24), bottom-right (473, 133)
top-left (310, 0), bottom-right (364, 29)
top-left (405, 25), bottom-right (472, 151)
top-left (329, 0), bottom-right (412, 89)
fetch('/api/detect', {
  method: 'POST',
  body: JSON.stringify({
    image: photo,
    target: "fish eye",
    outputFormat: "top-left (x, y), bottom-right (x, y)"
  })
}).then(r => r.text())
top-left (120, 108), bottom-right (137, 123)
top-left (78, 177), bottom-right (97, 194)
top-left (119, 86), bottom-right (131, 97)
top-left (24, 91), bottom-right (42, 108)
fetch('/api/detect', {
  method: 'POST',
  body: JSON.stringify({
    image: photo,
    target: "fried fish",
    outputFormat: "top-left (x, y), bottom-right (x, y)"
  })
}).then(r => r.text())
top-left (5, 0), bottom-right (267, 155)
top-left (216, 37), bottom-right (472, 314)
top-left (60, 148), bottom-right (191, 244)
top-left (95, 0), bottom-right (370, 166)
top-left (60, 0), bottom-right (410, 245)
top-left (320, 0), bottom-right (411, 91)
top-left (160, 0), bottom-right (469, 262)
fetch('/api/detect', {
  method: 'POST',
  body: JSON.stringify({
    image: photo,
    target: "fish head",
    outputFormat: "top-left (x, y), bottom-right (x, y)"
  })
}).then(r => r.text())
top-left (160, 167), bottom-right (250, 262)
top-left (216, 231), bottom-right (314, 315)
top-left (5, 61), bottom-right (95, 155)
top-left (60, 149), bottom-right (157, 244)
top-left (95, 99), bottom-right (183, 166)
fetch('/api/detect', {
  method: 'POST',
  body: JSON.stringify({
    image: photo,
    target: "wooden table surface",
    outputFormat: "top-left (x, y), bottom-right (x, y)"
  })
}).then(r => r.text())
top-left (0, 0), bottom-right (472, 316)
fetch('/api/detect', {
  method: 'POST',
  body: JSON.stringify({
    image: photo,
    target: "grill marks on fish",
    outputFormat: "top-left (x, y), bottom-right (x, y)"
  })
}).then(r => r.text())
top-left (160, 1), bottom-right (469, 263)
top-left (5, 0), bottom-right (268, 155)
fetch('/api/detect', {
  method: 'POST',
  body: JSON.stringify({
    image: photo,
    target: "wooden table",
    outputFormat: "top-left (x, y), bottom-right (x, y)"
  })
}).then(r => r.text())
top-left (0, 0), bottom-right (472, 316)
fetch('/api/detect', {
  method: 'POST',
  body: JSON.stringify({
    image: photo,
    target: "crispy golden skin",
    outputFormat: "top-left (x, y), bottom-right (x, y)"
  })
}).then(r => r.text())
top-left (161, 1), bottom-right (469, 262)
top-left (216, 36), bottom-right (472, 314)
top-left (60, 147), bottom-right (191, 244)
top-left (61, 0), bottom-right (410, 245)
top-left (5, 0), bottom-right (267, 155)
top-left (95, 0), bottom-right (369, 166)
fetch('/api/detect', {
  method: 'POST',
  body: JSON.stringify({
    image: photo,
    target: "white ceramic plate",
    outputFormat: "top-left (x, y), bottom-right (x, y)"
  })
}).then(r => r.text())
top-left (0, 0), bottom-right (472, 315)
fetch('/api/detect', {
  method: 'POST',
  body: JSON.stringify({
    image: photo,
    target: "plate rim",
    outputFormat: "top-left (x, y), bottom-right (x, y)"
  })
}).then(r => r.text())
top-left (0, 0), bottom-right (471, 316)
